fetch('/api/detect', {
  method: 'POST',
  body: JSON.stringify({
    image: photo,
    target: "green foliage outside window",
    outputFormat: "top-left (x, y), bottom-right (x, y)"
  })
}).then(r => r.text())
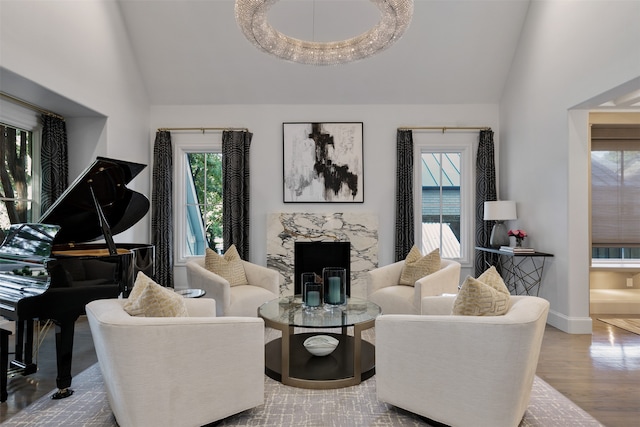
top-left (187, 152), bottom-right (223, 251)
top-left (0, 124), bottom-right (33, 236)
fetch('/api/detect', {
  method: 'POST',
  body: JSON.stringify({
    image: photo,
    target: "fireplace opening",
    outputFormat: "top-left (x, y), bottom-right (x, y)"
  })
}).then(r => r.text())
top-left (294, 241), bottom-right (351, 296)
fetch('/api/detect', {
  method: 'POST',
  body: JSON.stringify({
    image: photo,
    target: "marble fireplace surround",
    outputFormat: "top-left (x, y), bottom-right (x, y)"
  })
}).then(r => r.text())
top-left (267, 213), bottom-right (378, 299)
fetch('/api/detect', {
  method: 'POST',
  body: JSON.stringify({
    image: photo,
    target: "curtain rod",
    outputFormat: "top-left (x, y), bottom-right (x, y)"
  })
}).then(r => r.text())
top-left (157, 127), bottom-right (249, 133)
top-left (398, 126), bottom-right (491, 133)
top-left (0, 92), bottom-right (65, 121)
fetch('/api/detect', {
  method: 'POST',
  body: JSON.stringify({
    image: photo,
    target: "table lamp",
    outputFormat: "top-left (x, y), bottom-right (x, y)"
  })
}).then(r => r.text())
top-left (483, 201), bottom-right (517, 248)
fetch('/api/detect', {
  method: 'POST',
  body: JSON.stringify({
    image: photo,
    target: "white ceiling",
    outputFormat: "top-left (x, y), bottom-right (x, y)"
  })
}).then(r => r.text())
top-left (117, 0), bottom-right (532, 105)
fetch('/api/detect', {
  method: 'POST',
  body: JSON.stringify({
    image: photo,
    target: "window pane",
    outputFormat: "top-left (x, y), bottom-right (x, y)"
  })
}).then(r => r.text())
top-left (0, 124), bottom-right (33, 230)
top-left (421, 152), bottom-right (461, 258)
top-left (591, 137), bottom-right (640, 259)
top-left (185, 152), bottom-right (223, 256)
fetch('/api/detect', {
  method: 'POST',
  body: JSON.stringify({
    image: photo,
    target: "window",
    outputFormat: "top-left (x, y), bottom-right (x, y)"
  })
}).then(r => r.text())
top-left (0, 123), bottom-right (36, 231)
top-left (185, 152), bottom-right (223, 256)
top-left (591, 124), bottom-right (640, 261)
top-left (174, 133), bottom-right (223, 264)
top-left (420, 152), bottom-right (461, 258)
top-left (417, 140), bottom-right (473, 265)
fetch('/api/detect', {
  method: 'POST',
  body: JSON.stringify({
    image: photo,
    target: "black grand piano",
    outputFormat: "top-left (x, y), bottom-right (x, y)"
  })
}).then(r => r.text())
top-left (0, 157), bottom-right (154, 400)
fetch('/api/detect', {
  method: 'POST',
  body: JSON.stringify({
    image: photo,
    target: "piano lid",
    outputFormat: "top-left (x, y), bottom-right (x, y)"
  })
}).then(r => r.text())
top-left (39, 157), bottom-right (149, 245)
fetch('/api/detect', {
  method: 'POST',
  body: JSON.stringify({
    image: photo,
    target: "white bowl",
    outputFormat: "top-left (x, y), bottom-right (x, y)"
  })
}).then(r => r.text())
top-left (303, 335), bottom-right (339, 357)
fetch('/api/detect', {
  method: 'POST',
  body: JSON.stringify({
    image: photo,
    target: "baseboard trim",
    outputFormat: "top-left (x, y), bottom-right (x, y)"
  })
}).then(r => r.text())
top-left (547, 309), bottom-right (593, 334)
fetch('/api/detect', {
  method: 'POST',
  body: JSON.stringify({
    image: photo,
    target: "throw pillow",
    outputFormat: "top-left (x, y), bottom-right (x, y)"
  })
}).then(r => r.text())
top-left (124, 272), bottom-right (188, 317)
top-left (476, 265), bottom-right (510, 295)
top-left (452, 275), bottom-right (510, 316)
top-left (204, 245), bottom-right (249, 286)
top-left (398, 247), bottom-right (441, 286)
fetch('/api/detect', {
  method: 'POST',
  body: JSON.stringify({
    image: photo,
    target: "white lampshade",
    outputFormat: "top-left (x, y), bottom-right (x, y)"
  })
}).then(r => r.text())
top-left (483, 201), bottom-right (517, 221)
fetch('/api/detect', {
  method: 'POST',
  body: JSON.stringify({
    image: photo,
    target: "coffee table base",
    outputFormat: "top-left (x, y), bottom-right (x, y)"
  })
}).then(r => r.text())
top-left (265, 332), bottom-right (375, 389)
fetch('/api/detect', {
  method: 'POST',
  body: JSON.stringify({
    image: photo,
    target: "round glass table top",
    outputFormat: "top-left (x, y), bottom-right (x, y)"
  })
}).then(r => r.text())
top-left (258, 296), bottom-right (381, 328)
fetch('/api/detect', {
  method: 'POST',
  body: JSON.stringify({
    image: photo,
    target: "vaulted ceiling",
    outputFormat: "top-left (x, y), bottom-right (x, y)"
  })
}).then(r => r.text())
top-left (117, 0), bottom-right (531, 105)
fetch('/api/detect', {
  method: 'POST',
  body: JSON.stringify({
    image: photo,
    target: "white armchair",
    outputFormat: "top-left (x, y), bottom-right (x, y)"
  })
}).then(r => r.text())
top-left (186, 258), bottom-right (280, 316)
top-left (375, 295), bottom-right (550, 427)
top-left (366, 258), bottom-right (461, 314)
top-left (85, 298), bottom-right (265, 427)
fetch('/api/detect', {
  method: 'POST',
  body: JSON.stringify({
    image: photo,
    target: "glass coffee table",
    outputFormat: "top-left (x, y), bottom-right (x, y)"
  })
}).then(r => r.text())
top-left (258, 296), bottom-right (380, 389)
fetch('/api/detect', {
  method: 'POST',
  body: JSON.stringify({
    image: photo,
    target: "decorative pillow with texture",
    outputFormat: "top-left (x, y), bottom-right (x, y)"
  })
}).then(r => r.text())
top-left (452, 275), bottom-right (510, 316)
top-left (476, 266), bottom-right (510, 295)
top-left (399, 247), bottom-right (441, 286)
top-left (124, 272), bottom-right (188, 317)
top-left (204, 245), bottom-right (249, 286)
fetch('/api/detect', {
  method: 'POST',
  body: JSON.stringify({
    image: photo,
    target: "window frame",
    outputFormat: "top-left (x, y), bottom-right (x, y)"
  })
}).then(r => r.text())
top-left (414, 139), bottom-right (474, 267)
top-left (0, 100), bottom-right (42, 224)
top-left (589, 114), bottom-right (640, 267)
top-left (173, 133), bottom-right (222, 266)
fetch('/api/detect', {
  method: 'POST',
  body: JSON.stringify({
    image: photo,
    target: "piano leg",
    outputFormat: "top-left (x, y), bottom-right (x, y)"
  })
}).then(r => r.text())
top-left (24, 321), bottom-right (34, 367)
top-left (51, 317), bottom-right (78, 399)
top-left (9, 320), bottom-right (37, 375)
top-left (1, 328), bottom-right (11, 402)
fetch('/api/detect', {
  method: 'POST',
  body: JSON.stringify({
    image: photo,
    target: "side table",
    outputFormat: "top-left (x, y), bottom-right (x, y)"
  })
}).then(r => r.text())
top-left (476, 247), bottom-right (554, 296)
top-left (175, 288), bottom-right (206, 298)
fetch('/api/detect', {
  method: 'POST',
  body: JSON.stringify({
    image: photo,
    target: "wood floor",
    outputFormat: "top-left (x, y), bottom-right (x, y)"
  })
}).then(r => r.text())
top-left (0, 315), bottom-right (639, 426)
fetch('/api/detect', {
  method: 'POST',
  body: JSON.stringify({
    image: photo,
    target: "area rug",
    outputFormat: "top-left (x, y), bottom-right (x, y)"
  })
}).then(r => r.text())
top-left (598, 318), bottom-right (640, 335)
top-left (1, 363), bottom-right (603, 427)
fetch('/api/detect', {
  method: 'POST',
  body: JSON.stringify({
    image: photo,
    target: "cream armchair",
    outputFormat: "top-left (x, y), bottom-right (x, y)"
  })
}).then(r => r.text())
top-left (375, 295), bottom-right (550, 427)
top-left (366, 258), bottom-right (461, 314)
top-left (186, 258), bottom-right (280, 316)
top-left (85, 298), bottom-right (265, 427)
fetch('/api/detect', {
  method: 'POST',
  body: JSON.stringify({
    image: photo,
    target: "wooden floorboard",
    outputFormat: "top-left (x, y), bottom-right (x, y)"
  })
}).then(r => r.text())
top-left (536, 314), bottom-right (640, 427)
top-left (1, 314), bottom-right (639, 426)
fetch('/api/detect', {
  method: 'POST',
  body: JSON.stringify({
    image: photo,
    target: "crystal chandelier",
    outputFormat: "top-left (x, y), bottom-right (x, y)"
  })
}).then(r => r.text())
top-left (234, 0), bottom-right (414, 66)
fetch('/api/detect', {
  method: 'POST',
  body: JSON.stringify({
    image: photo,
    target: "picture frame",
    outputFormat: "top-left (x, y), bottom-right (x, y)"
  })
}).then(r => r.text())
top-left (283, 122), bottom-right (364, 203)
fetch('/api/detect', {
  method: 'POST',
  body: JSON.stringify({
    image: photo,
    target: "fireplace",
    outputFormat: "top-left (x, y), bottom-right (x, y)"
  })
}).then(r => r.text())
top-left (294, 241), bottom-right (351, 296)
top-left (267, 212), bottom-right (378, 298)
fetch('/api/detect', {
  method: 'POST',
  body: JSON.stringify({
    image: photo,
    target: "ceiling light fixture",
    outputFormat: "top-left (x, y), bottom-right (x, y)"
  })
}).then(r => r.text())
top-left (234, 0), bottom-right (414, 66)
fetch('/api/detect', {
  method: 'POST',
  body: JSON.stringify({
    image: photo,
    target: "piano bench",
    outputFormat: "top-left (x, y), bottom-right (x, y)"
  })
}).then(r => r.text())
top-left (1, 327), bottom-right (11, 402)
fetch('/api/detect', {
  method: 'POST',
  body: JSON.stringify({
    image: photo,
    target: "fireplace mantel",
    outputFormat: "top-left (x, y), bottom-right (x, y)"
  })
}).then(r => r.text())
top-left (267, 212), bottom-right (378, 298)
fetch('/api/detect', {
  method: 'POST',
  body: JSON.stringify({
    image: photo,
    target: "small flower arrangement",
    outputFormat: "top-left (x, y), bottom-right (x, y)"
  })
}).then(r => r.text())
top-left (508, 229), bottom-right (527, 247)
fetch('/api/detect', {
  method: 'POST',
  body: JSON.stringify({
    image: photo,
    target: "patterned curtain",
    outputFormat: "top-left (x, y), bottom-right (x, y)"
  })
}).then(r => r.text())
top-left (475, 129), bottom-right (498, 276)
top-left (222, 130), bottom-right (252, 260)
top-left (395, 129), bottom-right (414, 261)
top-left (152, 130), bottom-right (174, 287)
top-left (40, 115), bottom-right (68, 213)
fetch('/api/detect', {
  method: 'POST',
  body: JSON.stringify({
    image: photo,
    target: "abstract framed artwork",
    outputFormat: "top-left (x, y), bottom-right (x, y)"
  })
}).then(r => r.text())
top-left (283, 122), bottom-right (364, 203)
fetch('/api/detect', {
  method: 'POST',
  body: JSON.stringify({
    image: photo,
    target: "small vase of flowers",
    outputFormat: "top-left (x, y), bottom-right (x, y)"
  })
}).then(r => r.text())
top-left (508, 229), bottom-right (527, 247)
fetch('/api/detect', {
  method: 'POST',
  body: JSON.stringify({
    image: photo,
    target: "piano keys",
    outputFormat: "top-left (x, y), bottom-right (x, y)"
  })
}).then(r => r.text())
top-left (0, 157), bottom-right (154, 400)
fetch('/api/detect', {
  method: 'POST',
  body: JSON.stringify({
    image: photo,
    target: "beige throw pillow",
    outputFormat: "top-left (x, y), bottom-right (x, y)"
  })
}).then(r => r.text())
top-left (452, 275), bottom-right (510, 316)
top-left (399, 247), bottom-right (441, 286)
top-left (124, 272), bottom-right (188, 317)
top-left (476, 266), bottom-right (510, 295)
top-left (204, 245), bottom-right (248, 286)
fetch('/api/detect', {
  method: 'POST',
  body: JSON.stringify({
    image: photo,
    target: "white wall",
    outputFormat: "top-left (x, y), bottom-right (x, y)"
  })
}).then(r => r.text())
top-left (150, 104), bottom-right (499, 286)
top-left (0, 0), bottom-right (151, 243)
top-left (500, 1), bottom-right (640, 333)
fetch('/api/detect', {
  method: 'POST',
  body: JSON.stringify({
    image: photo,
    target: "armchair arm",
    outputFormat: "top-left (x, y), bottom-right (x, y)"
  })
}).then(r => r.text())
top-left (186, 260), bottom-right (231, 316)
top-left (242, 261), bottom-right (280, 295)
top-left (413, 259), bottom-right (461, 310)
top-left (366, 261), bottom-right (405, 296)
top-left (420, 295), bottom-right (456, 315)
top-left (183, 298), bottom-right (217, 317)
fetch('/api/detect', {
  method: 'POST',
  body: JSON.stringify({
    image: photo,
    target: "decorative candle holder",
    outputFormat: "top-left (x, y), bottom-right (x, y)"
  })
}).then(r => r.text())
top-left (303, 282), bottom-right (323, 309)
top-left (322, 267), bottom-right (347, 306)
top-left (302, 272), bottom-right (322, 309)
